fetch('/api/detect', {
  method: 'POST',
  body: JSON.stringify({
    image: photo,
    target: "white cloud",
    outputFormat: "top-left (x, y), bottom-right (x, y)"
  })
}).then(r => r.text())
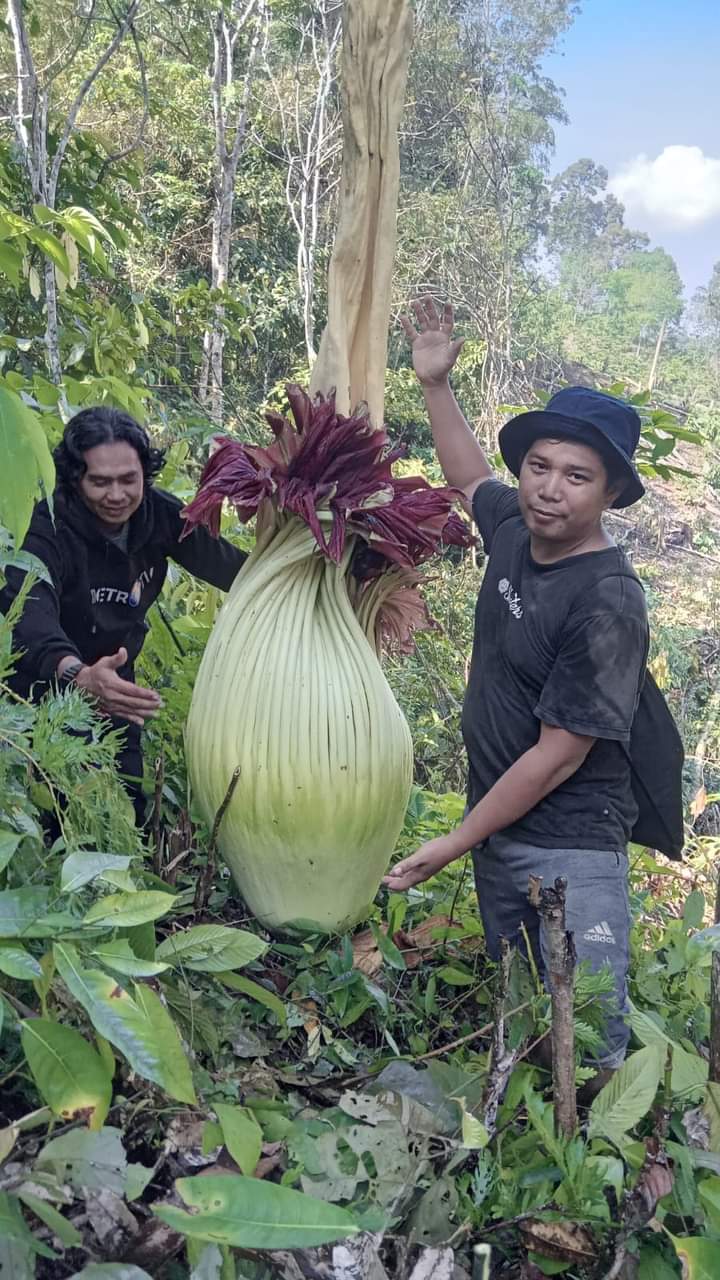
top-left (608, 145), bottom-right (720, 229)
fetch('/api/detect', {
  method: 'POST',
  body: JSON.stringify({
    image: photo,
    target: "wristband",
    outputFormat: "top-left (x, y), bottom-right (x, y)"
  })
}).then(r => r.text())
top-left (58, 660), bottom-right (85, 688)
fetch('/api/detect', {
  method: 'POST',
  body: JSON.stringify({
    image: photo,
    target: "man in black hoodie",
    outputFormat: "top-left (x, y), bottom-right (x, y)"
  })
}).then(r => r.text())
top-left (1, 406), bottom-right (246, 820)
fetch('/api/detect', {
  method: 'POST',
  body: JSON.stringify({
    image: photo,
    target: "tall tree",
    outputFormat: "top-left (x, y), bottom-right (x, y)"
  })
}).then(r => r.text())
top-left (3, 0), bottom-right (146, 385)
top-left (198, 0), bottom-right (269, 424)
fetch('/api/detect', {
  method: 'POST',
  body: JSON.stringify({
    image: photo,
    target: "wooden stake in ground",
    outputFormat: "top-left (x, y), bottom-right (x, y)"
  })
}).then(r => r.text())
top-left (710, 858), bottom-right (720, 1083)
top-left (528, 874), bottom-right (578, 1137)
top-left (310, 0), bottom-right (413, 425)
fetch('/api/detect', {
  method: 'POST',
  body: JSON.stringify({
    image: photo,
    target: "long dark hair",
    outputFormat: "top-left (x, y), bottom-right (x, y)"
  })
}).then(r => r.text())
top-left (54, 407), bottom-right (166, 494)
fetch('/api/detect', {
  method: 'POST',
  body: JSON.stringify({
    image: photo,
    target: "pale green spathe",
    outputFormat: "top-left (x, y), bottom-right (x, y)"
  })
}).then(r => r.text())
top-left (186, 515), bottom-right (413, 934)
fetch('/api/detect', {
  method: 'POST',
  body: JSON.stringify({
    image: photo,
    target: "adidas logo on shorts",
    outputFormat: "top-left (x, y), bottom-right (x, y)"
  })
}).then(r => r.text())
top-left (583, 920), bottom-right (616, 945)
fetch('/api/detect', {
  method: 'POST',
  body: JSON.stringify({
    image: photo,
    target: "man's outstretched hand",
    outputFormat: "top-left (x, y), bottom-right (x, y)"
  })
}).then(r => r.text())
top-left (75, 648), bottom-right (162, 726)
top-left (400, 296), bottom-right (465, 387)
top-left (383, 835), bottom-right (459, 892)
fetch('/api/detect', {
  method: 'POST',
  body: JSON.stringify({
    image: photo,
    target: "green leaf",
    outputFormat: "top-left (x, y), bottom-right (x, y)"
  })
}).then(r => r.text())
top-left (61, 852), bottom-right (131, 893)
top-left (437, 965), bottom-right (475, 986)
top-left (0, 241), bottom-right (23, 288)
top-left (54, 943), bottom-right (196, 1103)
top-left (26, 226), bottom-right (70, 276)
top-left (667, 1233), bottom-right (719, 1280)
top-left (0, 1236), bottom-right (36, 1280)
top-left (629, 1005), bottom-right (708, 1098)
top-left (155, 924), bottom-right (267, 972)
top-left (0, 946), bottom-right (42, 980)
top-left (0, 387), bottom-right (55, 550)
top-left (125, 1161), bottom-right (156, 1202)
top-left (37, 1127), bottom-right (127, 1194)
top-left (0, 1190), bottom-right (54, 1259)
top-left (21, 1019), bottom-right (112, 1129)
top-left (460, 1105), bottom-right (489, 1150)
top-left (0, 830), bottom-right (22, 874)
top-left (133, 983), bottom-right (197, 1104)
top-left (588, 1045), bottom-right (664, 1142)
top-left (215, 1103), bottom-right (262, 1175)
top-left (84, 891), bottom-right (176, 928)
top-left (16, 1191), bottom-right (81, 1247)
top-left (683, 890), bottom-right (706, 930)
top-left (0, 887), bottom-right (51, 938)
top-left (154, 1173), bottom-right (360, 1248)
top-left (91, 940), bottom-right (169, 977)
top-left (369, 922), bottom-right (406, 971)
top-left (698, 1176), bottom-right (720, 1231)
top-left (217, 971), bottom-right (286, 1024)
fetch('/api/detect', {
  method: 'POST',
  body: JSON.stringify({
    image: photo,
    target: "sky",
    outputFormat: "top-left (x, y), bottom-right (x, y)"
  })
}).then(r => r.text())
top-left (542, 0), bottom-right (720, 297)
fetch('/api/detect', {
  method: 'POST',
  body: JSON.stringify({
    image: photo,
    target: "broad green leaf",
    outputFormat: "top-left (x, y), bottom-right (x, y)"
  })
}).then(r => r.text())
top-left (683, 890), bottom-right (705, 929)
top-left (84, 891), bottom-right (175, 928)
top-left (37, 1127), bottom-right (127, 1194)
top-left (156, 924), bottom-right (267, 972)
top-left (0, 887), bottom-right (50, 937)
top-left (0, 241), bottom-right (23, 288)
top-left (133, 983), bottom-right (197, 1104)
top-left (26, 226), bottom-right (70, 276)
top-left (125, 1161), bottom-right (156, 1202)
top-left (61, 852), bottom-right (131, 893)
top-left (437, 965), bottom-right (475, 986)
top-left (91, 939), bottom-right (169, 977)
top-left (215, 1103), bottom-right (262, 1175)
top-left (21, 1019), bottom-right (112, 1129)
top-left (54, 943), bottom-right (196, 1103)
top-left (687, 924), bottom-right (720, 960)
top-left (588, 1045), bottom-right (664, 1142)
top-left (698, 1176), bottom-right (720, 1230)
top-left (154, 1173), bottom-right (360, 1247)
top-left (460, 1105), bottom-right (489, 1150)
top-left (0, 946), bottom-right (42, 980)
top-left (628, 1005), bottom-right (708, 1098)
top-left (16, 1191), bottom-right (81, 1247)
top-left (69, 1267), bottom-right (153, 1279)
top-left (0, 1235), bottom-right (35, 1279)
top-left (0, 1190), bottom-right (54, 1258)
top-left (0, 387), bottom-right (55, 548)
top-left (667, 1233), bottom-right (719, 1280)
top-left (0, 830), bottom-right (22, 874)
top-left (32, 204), bottom-right (55, 224)
top-left (369, 922), bottom-right (406, 971)
top-left (217, 971), bottom-right (286, 1024)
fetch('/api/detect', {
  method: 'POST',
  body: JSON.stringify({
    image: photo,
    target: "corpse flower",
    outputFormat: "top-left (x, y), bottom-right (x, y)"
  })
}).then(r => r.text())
top-left (182, 387), bottom-right (472, 934)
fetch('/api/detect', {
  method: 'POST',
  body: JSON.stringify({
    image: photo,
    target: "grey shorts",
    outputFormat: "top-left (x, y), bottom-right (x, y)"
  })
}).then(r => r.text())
top-left (472, 833), bottom-right (631, 1069)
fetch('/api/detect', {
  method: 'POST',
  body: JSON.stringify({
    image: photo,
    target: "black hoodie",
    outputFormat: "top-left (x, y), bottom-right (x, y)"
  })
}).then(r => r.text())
top-left (1, 486), bottom-right (246, 697)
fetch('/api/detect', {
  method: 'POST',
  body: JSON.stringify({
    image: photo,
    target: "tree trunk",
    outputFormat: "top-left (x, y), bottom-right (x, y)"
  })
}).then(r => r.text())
top-left (199, 0), bottom-right (264, 426)
top-left (310, 0), bottom-right (413, 425)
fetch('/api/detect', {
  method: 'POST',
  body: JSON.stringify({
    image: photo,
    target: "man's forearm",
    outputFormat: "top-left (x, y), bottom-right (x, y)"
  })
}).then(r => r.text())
top-left (442, 745), bottom-right (585, 859)
top-left (421, 379), bottom-right (493, 492)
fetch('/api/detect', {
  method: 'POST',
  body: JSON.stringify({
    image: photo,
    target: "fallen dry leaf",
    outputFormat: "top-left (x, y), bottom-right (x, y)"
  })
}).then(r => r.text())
top-left (520, 1218), bottom-right (596, 1264)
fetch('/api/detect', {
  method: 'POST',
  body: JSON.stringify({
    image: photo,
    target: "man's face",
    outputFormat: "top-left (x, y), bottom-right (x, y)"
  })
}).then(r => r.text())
top-left (77, 441), bottom-right (144, 527)
top-left (518, 438), bottom-right (618, 544)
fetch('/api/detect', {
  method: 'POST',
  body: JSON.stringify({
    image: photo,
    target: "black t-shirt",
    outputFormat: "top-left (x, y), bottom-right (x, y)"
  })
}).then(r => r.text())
top-left (461, 480), bottom-right (649, 850)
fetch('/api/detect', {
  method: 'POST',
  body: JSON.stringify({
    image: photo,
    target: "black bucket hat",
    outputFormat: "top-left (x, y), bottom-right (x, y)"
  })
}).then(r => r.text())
top-left (499, 386), bottom-right (645, 509)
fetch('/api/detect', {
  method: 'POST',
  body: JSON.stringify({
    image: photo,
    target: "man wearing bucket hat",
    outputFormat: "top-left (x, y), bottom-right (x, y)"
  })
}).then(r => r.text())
top-left (384, 297), bottom-right (653, 1089)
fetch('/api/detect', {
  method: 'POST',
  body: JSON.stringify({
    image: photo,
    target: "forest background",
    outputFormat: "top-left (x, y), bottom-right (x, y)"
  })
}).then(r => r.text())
top-left (2, 2), bottom-right (720, 1278)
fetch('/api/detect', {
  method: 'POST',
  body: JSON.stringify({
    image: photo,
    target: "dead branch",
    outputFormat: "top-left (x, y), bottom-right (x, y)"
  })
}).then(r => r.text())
top-left (194, 765), bottom-right (241, 912)
top-left (528, 874), bottom-right (578, 1137)
top-left (482, 937), bottom-right (520, 1135)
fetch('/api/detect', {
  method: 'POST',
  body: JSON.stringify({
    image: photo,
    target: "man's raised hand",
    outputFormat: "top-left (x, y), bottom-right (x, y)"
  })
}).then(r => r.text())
top-left (76, 647), bottom-right (162, 726)
top-left (400, 296), bottom-right (465, 387)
